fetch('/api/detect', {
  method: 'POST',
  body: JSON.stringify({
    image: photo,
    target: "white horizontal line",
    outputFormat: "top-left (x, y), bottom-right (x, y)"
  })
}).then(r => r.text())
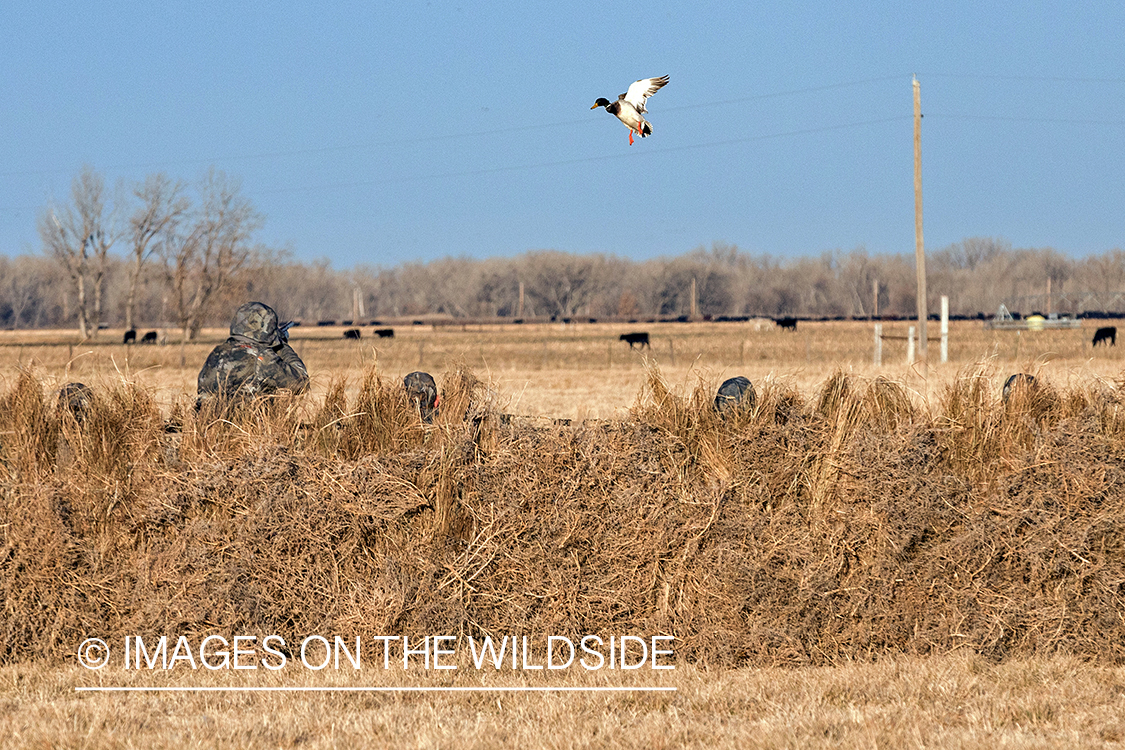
top-left (75, 686), bottom-right (678, 693)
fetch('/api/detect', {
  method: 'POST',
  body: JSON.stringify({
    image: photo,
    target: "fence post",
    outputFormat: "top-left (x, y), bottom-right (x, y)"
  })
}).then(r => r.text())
top-left (907, 326), bottom-right (915, 365)
top-left (874, 323), bottom-right (883, 367)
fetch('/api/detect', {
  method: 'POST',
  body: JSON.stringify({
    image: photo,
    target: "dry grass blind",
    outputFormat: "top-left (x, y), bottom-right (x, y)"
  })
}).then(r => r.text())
top-left (1, 364), bottom-right (1124, 666)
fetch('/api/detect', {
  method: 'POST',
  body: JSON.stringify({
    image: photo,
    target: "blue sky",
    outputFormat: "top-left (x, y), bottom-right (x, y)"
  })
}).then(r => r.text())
top-left (2, 1), bottom-right (1123, 268)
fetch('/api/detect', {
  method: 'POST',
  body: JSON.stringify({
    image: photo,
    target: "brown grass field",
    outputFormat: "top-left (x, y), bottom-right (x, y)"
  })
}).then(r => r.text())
top-left (2, 318), bottom-right (1120, 418)
top-left (3, 656), bottom-right (1125, 748)
top-left (2, 318), bottom-right (1124, 748)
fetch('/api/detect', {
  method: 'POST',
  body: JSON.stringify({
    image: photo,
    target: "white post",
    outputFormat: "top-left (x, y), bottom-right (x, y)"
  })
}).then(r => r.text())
top-left (874, 323), bottom-right (883, 367)
top-left (907, 326), bottom-right (915, 365)
top-left (940, 295), bottom-right (949, 364)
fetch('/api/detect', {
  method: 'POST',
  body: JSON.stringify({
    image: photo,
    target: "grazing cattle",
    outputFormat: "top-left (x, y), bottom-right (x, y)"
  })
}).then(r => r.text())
top-left (1093, 326), bottom-right (1117, 347)
top-left (343, 328), bottom-right (361, 340)
top-left (374, 328), bottom-right (395, 338)
top-left (1001, 373), bottom-right (1037, 402)
top-left (715, 376), bottom-right (755, 416)
top-left (775, 317), bottom-right (798, 331)
top-left (404, 371), bottom-right (439, 423)
top-left (140, 331), bottom-right (158, 344)
top-left (619, 332), bottom-right (650, 349)
top-left (123, 329), bottom-right (136, 344)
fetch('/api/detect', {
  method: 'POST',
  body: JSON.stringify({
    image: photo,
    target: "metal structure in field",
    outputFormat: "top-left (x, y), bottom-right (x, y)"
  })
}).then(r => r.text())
top-left (987, 304), bottom-right (1081, 331)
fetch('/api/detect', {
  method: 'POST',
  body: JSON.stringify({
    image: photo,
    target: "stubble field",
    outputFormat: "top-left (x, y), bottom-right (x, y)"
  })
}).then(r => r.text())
top-left (2, 318), bottom-right (1124, 748)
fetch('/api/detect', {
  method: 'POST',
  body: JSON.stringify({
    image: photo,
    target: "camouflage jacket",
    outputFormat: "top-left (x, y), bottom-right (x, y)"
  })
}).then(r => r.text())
top-left (197, 337), bottom-right (309, 400)
top-left (197, 301), bottom-right (309, 402)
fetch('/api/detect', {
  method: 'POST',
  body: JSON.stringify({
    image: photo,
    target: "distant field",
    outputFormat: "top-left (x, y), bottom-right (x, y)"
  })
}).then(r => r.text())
top-left (0, 319), bottom-right (1120, 419)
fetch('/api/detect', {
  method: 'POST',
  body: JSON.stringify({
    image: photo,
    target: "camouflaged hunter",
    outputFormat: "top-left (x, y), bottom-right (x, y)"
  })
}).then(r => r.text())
top-left (197, 302), bottom-right (309, 405)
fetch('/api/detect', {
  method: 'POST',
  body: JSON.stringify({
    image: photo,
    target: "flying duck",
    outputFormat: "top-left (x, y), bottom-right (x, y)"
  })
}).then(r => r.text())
top-left (591, 75), bottom-right (669, 145)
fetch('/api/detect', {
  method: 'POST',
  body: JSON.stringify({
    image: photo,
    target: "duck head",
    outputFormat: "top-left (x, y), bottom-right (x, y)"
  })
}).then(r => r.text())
top-left (590, 98), bottom-right (612, 110)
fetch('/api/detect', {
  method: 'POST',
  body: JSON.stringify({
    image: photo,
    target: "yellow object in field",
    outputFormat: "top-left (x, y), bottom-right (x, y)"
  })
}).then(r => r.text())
top-left (1026, 314), bottom-right (1045, 331)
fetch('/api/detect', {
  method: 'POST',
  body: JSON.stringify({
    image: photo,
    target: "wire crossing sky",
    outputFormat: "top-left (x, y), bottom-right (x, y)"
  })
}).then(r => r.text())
top-left (2, 1), bottom-right (1123, 267)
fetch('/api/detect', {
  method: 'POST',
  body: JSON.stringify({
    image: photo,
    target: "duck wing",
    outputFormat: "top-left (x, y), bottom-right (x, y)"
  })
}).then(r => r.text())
top-left (622, 75), bottom-right (669, 113)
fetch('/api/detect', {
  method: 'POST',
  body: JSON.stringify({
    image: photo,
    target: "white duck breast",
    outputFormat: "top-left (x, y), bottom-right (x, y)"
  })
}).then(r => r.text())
top-left (591, 75), bottom-right (669, 144)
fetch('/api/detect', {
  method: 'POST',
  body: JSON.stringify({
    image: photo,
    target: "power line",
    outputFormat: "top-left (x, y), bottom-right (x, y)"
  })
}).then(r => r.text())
top-left (660, 74), bottom-right (905, 113)
top-left (255, 116), bottom-right (911, 197)
top-left (0, 75), bottom-right (906, 180)
top-left (4, 72), bottom-right (1124, 213)
top-left (926, 113), bottom-right (1125, 127)
top-left (924, 72), bottom-right (1125, 85)
top-left (4, 73), bottom-right (1123, 183)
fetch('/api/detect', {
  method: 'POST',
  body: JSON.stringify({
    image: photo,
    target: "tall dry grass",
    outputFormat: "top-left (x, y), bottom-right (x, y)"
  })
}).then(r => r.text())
top-left (2, 361), bottom-right (1123, 667)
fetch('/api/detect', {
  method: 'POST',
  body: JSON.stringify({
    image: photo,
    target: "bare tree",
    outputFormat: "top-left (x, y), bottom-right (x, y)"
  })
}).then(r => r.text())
top-left (1075, 248), bottom-right (1125, 298)
top-left (520, 251), bottom-right (603, 318)
top-left (0, 257), bottom-right (39, 328)
top-left (161, 169), bottom-right (262, 340)
top-left (126, 173), bottom-right (187, 331)
top-left (37, 165), bottom-right (118, 339)
top-left (936, 236), bottom-right (1010, 272)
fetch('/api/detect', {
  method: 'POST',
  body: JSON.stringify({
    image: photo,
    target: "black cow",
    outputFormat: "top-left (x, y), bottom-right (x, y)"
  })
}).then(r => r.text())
top-left (775, 317), bottom-right (798, 331)
top-left (1093, 326), bottom-right (1117, 347)
top-left (123, 329), bottom-right (136, 345)
top-left (619, 332), bottom-right (650, 349)
top-left (140, 331), bottom-right (158, 344)
top-left (715, 376), bottom-right (755, 416)
top-left (343, 328), bottom-right (361, 340)
top-left (374, 328), bottom-right (395, 338)
top-left (1002, 373), bottom-right (1037, 402)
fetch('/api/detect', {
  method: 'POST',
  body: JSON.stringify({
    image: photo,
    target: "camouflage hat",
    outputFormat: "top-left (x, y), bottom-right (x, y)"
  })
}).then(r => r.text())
top-left (230, 302), bottom-right (281, 346)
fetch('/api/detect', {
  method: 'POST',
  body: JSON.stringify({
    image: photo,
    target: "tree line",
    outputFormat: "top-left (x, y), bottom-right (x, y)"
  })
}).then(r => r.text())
top-left (4, 167), bottom-right (1125, 336)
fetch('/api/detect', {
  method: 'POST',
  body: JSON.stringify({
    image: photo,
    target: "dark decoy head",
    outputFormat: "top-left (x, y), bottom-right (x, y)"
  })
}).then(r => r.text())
top-left (404, 371), bottom-right (439, 423)
top-left (715, 376), bottom-right (755, 416)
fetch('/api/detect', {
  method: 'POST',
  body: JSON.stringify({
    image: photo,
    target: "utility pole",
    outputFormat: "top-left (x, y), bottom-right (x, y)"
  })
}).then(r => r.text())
top-left (913, 76), bottom-right (928, 379)
top-left (690, 277), bottom-right (698, 319)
